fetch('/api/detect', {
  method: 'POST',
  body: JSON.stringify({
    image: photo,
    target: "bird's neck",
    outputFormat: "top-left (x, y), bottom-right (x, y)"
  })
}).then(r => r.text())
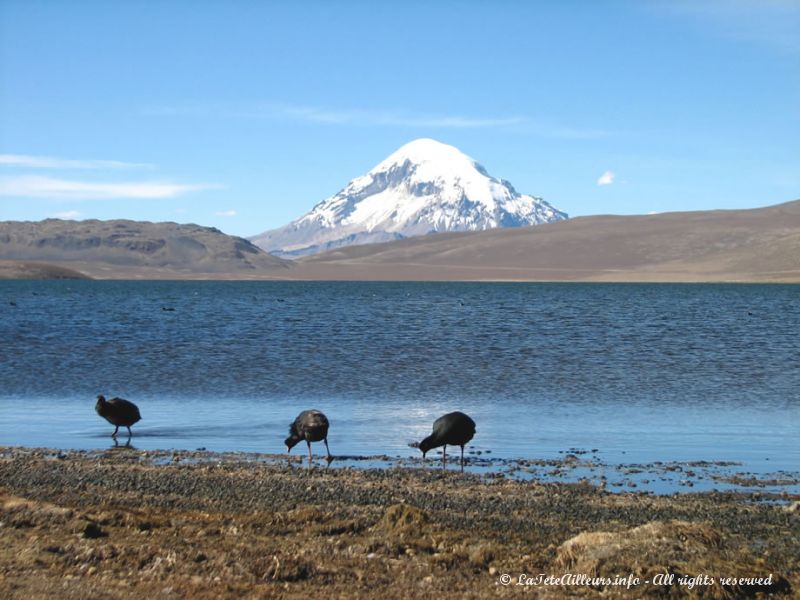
top-left (419, 434), bottom-right (440, 453)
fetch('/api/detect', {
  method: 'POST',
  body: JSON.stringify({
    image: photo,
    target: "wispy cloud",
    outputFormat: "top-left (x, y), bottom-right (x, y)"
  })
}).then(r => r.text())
top-left (215, 209), bottom-right (237, 217)
top-left (144, 102), bottom-right (609, 138)
top-left (656, 0), bottom-right (800, 54)
top-left (597, 170), bottom-right (616, 186)
top-left (0, 154), bottom-right (154, 170)
top-left (146, 103), bottom-right (525, 129)
top-left (280, 106), bottom-right (527, 129)
top-left (50, 210), bottom-right (81, 219)
top-left (0, 175), bottom-right (221, 200)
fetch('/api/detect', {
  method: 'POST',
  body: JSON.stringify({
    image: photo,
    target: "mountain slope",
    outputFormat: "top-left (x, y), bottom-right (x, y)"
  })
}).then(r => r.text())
top-left (0, 260), bottom-right (92, 280)
top-left (287, 199), bottom-right (800, 282)
top-left (0, 219), bottom-right (292, 278)
top-left (251, 138), bottom-right (566, 257)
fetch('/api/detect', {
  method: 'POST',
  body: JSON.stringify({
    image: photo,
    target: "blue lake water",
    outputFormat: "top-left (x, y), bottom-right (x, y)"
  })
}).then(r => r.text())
top-left (1, 281), bottom-right (798, 492)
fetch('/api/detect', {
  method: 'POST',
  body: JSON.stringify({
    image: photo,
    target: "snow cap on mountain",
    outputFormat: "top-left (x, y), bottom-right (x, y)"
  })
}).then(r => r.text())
top-left (251, 138), bottom-right (567, 258)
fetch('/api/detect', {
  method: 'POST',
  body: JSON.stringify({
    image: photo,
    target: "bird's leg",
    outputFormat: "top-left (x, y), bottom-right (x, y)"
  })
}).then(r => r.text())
top-left (307, 441), bottom-right (313, 468)
top-left (111, 425), bottom-right (119, 438)
top-left (460, 445), bottom-right (465, 472)
top-left (324, 439), bottom-right (333, 465)
top-left (442, 445), bottom-right (447, 469)
top-left (127, 426), bottom-right (132, 438)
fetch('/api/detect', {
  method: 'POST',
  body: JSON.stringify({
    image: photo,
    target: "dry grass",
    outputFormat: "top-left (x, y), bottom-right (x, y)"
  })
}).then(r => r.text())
top-left (1, 449), bottom-right (797, 599)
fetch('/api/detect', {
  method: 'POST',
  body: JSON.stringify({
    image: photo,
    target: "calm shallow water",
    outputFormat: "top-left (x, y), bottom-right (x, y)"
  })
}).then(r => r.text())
top-left (1, 281), bottom-right (798, 491)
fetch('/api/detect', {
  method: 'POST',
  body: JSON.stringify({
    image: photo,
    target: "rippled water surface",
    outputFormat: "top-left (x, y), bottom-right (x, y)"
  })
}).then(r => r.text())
top-left (1, 281), bottom-right (798, 489)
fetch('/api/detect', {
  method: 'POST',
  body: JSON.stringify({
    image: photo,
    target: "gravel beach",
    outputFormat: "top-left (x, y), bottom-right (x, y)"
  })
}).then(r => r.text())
top-left (1, 446), bottom-right (797, 599)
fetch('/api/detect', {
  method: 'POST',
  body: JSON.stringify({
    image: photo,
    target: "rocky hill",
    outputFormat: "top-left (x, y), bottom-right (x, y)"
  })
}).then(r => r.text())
top-left (0, 219), bottom-right (292, 279)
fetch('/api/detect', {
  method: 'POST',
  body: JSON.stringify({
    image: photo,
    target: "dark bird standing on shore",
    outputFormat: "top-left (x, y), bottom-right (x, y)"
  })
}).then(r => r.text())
top-left (95, 395), bottom-right (141, 438)
top-left (418, 411), bottom-right (475, 472)
top-left (285, 410), bottom-right (333, 466)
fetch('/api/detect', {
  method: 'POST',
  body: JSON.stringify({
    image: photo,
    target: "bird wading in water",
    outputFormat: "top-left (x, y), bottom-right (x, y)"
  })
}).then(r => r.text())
top-left (417, 411), bottom-right (475, 472)
top-left (285, 410), bottom-right (333, 467)
top-left (95, 395), bottom-right (141, 438)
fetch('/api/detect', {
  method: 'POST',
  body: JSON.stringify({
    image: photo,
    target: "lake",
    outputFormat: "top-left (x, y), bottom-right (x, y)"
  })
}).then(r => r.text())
top-left (1, 281), bottom-right (798, 493)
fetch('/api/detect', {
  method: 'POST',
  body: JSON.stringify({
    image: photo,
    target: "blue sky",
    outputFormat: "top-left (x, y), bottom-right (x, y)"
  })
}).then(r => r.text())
top-left (1, 0), bottom-right (798, 237)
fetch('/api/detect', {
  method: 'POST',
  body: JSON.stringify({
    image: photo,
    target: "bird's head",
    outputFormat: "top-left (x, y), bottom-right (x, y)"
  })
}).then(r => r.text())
top-left (417, 435), bottom-right (435, 459)
top-left (284, 435), bottom-right (300, 452)
top-left (95, 395), bottom-right (106, 411)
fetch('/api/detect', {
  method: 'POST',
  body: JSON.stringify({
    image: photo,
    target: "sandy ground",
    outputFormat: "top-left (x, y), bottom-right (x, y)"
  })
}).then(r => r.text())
top-left (0, 447), bottom-right (797, 599)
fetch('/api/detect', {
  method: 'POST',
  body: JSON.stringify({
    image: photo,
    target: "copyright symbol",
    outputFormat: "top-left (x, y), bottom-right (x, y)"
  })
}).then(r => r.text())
top-left (499, 573), bottom-right (512, 586)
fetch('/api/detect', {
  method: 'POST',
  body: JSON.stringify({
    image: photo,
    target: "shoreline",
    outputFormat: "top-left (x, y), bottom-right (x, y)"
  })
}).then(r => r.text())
top-left (3, 445), bottom-right (799, 499)
top-left (1, 446), bottom-right (797, 598)
top-left (5, 266), bottom-right (800, 283)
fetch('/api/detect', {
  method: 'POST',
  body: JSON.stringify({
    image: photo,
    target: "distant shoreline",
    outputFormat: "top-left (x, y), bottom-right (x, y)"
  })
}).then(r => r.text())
top-left (2, 263), bottom-right (800, 284)
top-left (0, 260), bottom-right (92, 280)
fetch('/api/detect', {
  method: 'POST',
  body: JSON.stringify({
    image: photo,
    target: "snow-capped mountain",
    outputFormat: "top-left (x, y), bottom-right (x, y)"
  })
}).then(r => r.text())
top-left (251, 138), bottom-right (568, 258)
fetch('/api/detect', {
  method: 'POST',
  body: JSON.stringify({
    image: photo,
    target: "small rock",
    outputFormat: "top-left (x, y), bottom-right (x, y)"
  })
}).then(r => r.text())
top-left (82, 523), bottom-right (107, 539)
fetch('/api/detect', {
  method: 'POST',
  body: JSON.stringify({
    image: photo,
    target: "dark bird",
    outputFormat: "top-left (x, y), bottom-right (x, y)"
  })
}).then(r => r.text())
top-left (285, 409), bottom-right (332, 466)
top-left (95, 395), bottom-right (141, 438)
top-left (417, 411), bottom-right (476, 472)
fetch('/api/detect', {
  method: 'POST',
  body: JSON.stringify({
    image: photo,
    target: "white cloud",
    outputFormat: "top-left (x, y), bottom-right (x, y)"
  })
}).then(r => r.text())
top-left (0, 154), bottom-right (153, 170)
top-left (597, 170), bottom-right (616, 186)
top-left (0, 175), bottom-right (221, 200)
top-left (215, 209), bottom-right (237, 217)
top-left (50, 210), bottom-right (81, 219)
